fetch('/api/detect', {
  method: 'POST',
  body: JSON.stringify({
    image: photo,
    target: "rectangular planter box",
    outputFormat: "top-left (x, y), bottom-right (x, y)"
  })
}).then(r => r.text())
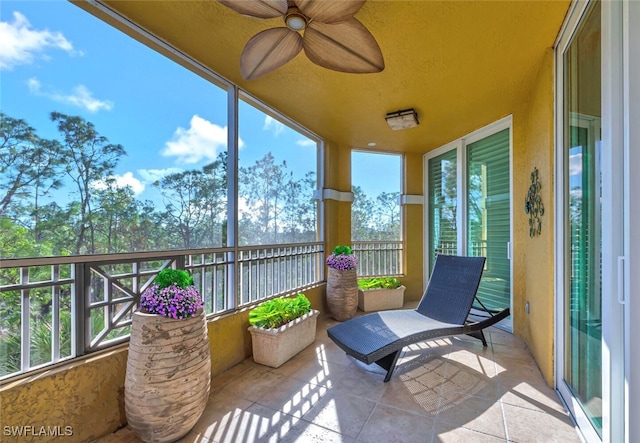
top-left (358, 286), bottom-right (406, 312)
top-left (248, 309), bottom-right (319, 368)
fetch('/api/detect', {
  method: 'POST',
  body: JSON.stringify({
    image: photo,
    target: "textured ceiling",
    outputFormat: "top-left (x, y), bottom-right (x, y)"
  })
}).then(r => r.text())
top-left (77, 0), bottom-right (570, 154)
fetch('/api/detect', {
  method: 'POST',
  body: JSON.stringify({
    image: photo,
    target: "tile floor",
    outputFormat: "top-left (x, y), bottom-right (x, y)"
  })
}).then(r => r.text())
top-left (98, 314), bottom-right (582, 443)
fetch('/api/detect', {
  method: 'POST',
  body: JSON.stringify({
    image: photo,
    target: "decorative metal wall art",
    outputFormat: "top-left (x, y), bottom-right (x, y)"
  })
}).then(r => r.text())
top-left (525, 167), bottom-right (544, 237)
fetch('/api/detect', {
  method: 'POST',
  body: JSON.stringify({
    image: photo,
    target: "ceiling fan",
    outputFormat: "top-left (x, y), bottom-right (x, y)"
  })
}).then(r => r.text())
top-left (218, 0), bottom-right (385, 80)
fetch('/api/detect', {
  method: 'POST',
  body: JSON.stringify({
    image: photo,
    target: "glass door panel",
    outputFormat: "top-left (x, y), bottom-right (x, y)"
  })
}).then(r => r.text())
top-left (563, 1), bottom-right (602, 436)
top-left (426, 124), bottom-right (511, 323)
top-left (467, 129), bottom-right (511, 311)
top-left (428, 150), bottom-right (458, 272)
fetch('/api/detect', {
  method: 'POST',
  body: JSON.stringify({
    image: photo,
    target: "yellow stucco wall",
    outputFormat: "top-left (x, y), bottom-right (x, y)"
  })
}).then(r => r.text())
top-left (323, 144), bottom-right (425, 302)
top-left (403, 152), bottom-right (426, 302)
top-left (0, 287), bottom-right (325, 442)
top-left (403, 49), bottom-right (557, 386)
top-left (0, 347), bottom-right (129, 442)
top-left (512, 48), bottom-right (556, 386)
top-left (323, 140), bottom-right (353, 253)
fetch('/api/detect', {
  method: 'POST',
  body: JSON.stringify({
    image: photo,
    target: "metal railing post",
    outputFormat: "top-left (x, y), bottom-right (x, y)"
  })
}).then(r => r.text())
top-left (72, 263), bottom-right (86, 358)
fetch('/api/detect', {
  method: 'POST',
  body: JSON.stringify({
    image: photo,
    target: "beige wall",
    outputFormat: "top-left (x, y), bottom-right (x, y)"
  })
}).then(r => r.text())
top-left (0, 286), bottom-right (325, 442)
top-left (512, 48), bottom-right (556, 386)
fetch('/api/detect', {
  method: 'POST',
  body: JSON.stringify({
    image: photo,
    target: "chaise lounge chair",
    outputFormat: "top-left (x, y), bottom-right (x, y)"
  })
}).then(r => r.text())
top-left (326, 254), bottom-right (510, 382)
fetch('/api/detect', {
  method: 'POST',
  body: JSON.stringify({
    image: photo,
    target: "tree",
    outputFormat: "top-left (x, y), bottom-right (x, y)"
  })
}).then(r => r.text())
top-left (374, 191), bottom-right (400, 240)
top-left (94, 179), bottom-right (138, 253)
top-left (239, 152), bottom-right (288, 245)
top-left (281, 171), bottom-right (316, 242)
top-left (51, 112), bottom-right (126, 254)
top-left (200, 152), bottom-right (227, 247)
top-left (351, 186), bottom-right (375, 241)
top-left (0, 113), bottom-right (63, 221)
top-left (33, 202), bottom-right (78, 256)
top-left (155, 169), bottom-right (208, 249)
top-left (124, 200), bottom-right (167, 252)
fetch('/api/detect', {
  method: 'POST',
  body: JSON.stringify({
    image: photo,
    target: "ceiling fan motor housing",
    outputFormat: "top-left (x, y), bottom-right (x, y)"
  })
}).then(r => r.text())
top-left (285, 6), bottom-right (307, 31)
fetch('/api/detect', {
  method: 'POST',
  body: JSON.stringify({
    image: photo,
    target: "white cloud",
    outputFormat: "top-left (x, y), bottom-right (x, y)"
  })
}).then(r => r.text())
top-left (138, 167), bottom-right (184, 184)
top-left (92, 172), bottom-right (145, 196)
top-left (263, 115), bottom-right (285, 136)
top-left (569, 152), bottom-right (582, 176)
top-left (296, 139), bottom-right (316, 147)
top-left (0, 11), bottom-right (81, 71)
top-left (26, 76), bottom-right (41, 93)
top-left (27, 77), bottom-right (113, 113)
top-left (162, 115), bottom-right (235, 164)
top-left (56, 84), bottom-right (113, 113)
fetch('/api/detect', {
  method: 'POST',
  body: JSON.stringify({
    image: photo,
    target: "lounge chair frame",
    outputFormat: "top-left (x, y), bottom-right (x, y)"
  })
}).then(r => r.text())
top-left (327, 255), bottom-right (510, 382)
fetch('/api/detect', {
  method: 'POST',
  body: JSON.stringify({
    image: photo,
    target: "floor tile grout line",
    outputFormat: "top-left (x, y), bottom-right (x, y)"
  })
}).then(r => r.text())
top-left (489, 328), bottom-right (512, 443)
top-left (352, 398), bottom-right (379, 442)
top-left (431, 419), bottom-right (512, 442)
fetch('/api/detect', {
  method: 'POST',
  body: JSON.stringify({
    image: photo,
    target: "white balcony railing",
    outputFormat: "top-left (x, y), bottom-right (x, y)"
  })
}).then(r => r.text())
top-left (352, 241), bottom-right (403, 277)
top-left (0, 240), bottom-right (406, 379)
top-left (0, 242), bottom-right (324, 380)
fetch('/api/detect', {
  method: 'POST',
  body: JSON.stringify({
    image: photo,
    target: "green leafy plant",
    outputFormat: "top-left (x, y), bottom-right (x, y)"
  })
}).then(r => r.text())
top-left (153, 268), bottom-right (195, 289)
top-left (332, 245), bottom-right (353, 255)
top-left (358, 277), bottom-right (402, 290)
top-left (249, 294), bottom-right (311, 329)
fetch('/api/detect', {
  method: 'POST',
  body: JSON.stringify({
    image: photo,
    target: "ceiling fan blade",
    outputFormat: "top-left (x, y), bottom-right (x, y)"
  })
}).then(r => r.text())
top-left (240, 28), bottom-right (303, 80)
top-left (295, 0), bottom-right (365, 24)
top-left (303, 18), bottom-right (384, 73)
top-left (218, 0), bottom-right (287, 19)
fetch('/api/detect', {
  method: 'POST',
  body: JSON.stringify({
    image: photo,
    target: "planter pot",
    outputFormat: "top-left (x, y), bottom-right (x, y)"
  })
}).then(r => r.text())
top-left (125, 309), bottom-right (211, 443)
top-left (249, 309), bottom-right (319, 368)
top-left (358, 286), bottom-right (406, 312)
top-left (326, 268), bottom-right (358, 321)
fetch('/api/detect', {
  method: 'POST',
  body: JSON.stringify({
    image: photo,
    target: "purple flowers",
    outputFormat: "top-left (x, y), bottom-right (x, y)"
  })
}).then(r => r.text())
top-left (326, 252), bottom-right (358, 271)
top-left (140, 283), bottom-right (203, 319)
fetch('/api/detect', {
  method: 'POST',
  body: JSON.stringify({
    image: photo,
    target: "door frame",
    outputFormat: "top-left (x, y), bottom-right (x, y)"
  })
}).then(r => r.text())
top-left (423, 116), bottom-right (513, 331)
top-left (554, 1), bottom-right (626, 441)
top-left (623, 2), bottom-right (640, 442)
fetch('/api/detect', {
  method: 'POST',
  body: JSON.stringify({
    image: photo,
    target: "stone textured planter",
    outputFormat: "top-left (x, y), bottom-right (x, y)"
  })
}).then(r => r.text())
top-left (249, 309), bottom-right (319, 368)
top-left (358, 286), bottom-right (406, 312)
top-left (125, 309), bottom-right (211, 443)
top-left (326, 268), bottom-right (358, 321)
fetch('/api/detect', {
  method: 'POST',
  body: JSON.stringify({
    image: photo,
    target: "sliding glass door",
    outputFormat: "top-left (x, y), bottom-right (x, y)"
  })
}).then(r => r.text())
top-left (559, 2), bottom-right (604, 439)
top-left (426, 120), bottom-right (512, 324)
top-left (467, 129), bottom-right (511, 312)
top-left (554, 1), bottom-right (635, 441)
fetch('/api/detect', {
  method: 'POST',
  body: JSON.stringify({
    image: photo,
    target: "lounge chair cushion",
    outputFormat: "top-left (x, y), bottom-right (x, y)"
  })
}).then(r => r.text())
top-left (328, 310), bottom-right (463, 365)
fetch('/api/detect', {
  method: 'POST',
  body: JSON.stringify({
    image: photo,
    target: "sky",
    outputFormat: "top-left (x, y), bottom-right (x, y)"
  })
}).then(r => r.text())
top-left (0, 1), bottom-right (401, 207)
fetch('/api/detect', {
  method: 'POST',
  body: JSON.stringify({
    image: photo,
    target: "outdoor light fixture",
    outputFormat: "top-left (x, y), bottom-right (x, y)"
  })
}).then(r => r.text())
top-left (385, 108), bottom-right (419, 130)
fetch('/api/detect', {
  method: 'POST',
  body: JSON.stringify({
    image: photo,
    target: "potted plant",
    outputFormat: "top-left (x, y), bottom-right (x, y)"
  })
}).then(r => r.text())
top-left (325, 245), bottom-right (358, 321)
top-left (357, 276), bottom-right (406, 312)
top-left (248, 293), bottom-right (319, 368)
top-left (125, 269), bottom-right (211, 443)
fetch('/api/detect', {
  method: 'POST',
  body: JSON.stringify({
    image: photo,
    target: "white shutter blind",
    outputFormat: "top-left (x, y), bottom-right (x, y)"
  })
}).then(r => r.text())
top-left (467, 128), bottom-right (510, 311)
top-left (428, 150), bottom-right (458, 273)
